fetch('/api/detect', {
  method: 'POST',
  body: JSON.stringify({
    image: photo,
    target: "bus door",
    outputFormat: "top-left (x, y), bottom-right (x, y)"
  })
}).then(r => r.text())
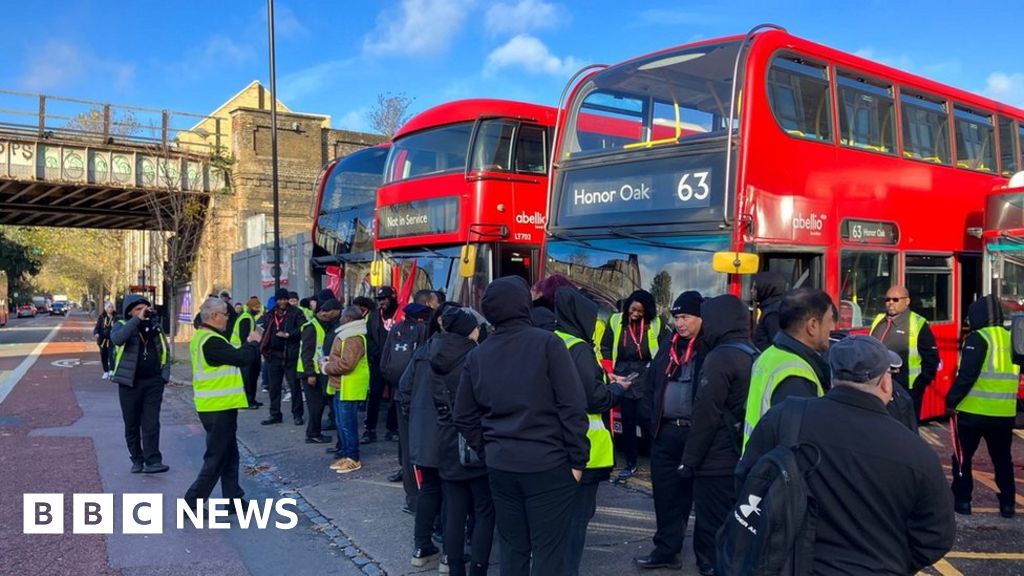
top-left (758, 251), bottom-right (824, 290)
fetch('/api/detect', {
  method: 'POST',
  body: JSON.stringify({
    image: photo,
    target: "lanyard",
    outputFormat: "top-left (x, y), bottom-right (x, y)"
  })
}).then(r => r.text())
top-left (625, 319), bottom-right (646, 359)
top-left (665, 334), bottom-right (695, 376)
top-left (138, 330), bottom-right (150, 359)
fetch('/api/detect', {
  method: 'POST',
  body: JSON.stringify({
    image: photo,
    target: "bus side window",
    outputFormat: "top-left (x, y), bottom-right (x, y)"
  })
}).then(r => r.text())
top-left (954, 106), bottom-right (995, 172)
top-left (767, 56), bottom-right (833, 142)
top-left (514, 124), bottom-right (548, 174)
top-left (905, 255), bottom-right (952, 322)
top-left (900, 92), bottom-right (950, 165)
top-left (997, 116), bottom-right (1019, 177)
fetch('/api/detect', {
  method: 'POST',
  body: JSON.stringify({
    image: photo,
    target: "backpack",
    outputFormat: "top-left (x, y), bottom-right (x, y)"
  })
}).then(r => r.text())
top-left (716, 399), bottom-right (820, 576)
top-left (380, 319), bottom-right (429, 386)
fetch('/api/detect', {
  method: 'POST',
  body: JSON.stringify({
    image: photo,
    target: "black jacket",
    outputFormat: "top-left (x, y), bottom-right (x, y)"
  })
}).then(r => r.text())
top-left (554, 286), bottom-right (625, 482)
top-left (681, 295), bottom-right (755, 477)
top-left (200, 325), bottom-right (260, 369)
top-left (454, 276), bottom-right (590, 472)
top-left (399, 344), bottom-right (439, 468)
top-left (259, 305), bottom-right (303, 363)
top-left (427, 332), bottom-right (481, 480)
top-left (530, 304), bottom-right (557, 331)
top-left (752, 271), bottom-right (786, 351)
top-left (93, 312), bottom-right (115, 348)
top-left (601, 289), bottom-right (665, 399)
top-left (768, 331), bottom-right (831, 405)
top-left (111, 294), bottom-right (170, 386)
top-left (947, 295), bottom-right (1014, 428)
top-left (740, 388), bottom-right (955, 575)
top-left (299, 317), bottom-right (338, 378)
top-left (639, 330), bottom-right (705, 439)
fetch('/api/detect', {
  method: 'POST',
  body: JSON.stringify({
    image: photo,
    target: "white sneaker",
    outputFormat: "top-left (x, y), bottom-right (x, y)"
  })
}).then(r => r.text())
top-left (283, 392), bottom-right (292, 403)
top-left (101, 372), bottom-right (109, 380)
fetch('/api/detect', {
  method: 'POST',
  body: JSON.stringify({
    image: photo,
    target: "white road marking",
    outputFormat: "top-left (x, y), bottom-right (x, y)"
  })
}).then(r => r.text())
top-left (0, 322), bottom-right (62, 406)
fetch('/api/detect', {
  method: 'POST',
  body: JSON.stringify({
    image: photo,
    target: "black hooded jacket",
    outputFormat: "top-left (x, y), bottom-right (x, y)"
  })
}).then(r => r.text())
top-left (428, 332), bottom-right (483, 481)
top-left (769, 331), bottom-right (831, 405)
top-left (639, 329), bottom-right (706, 439)
top-left (601, 289), bottom-right (664, 399)
top-left (681, 295), bottom-right (756, 476)
top-left (555, 287), bottom-right (626, 481)
top-left (947, 295), bottom-right (1014, 427)
top-left (110, 294), bottom-right (170, 386)
top-left (752, 271), bottom-right (786, 351)
top-left (454, 276), bottom-right (590, 472)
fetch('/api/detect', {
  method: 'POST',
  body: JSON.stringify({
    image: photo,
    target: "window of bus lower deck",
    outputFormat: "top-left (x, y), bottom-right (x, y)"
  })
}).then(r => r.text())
top-left (758, 251), bottom-right (824, 291)
top-left (995, 252), bottom-right (1024, 309)
top-left (380, 245), bottom-right (493, 310)
top-left (839, 250), bottom-right (897, 329)
top-left (905, 254), bottom-right (952, 323)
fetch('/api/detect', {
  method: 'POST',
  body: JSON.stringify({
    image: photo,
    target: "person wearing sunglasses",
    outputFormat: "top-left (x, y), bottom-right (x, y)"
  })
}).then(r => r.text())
top-left (869, 286), bottom-right (940, 422)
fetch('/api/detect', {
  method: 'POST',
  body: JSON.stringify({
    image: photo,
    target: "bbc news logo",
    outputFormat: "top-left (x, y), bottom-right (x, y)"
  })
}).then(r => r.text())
top-left (23, 493), bottom-right (299, 534)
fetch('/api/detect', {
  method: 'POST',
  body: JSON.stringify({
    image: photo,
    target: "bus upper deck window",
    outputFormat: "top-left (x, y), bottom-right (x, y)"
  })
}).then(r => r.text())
top-left (998, 117), bottom-right (1019, 177)
top-left (837, 75), bottom-right (895, 154)
top-left (954, 106), bottom-right (995, 173)
top-left (767, 56), bottom-right (833, 143)
top-left (900, 92), bottom-right (950, 165)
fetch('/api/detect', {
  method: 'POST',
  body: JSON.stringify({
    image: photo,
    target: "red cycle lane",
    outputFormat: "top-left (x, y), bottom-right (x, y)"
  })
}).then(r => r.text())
top-left (0, 316), bottom-right (118, 576)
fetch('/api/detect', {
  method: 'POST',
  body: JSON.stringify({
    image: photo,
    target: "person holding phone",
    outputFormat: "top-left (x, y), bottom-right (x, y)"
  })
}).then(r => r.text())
top-left (110, 294), bottom-right (171, 474)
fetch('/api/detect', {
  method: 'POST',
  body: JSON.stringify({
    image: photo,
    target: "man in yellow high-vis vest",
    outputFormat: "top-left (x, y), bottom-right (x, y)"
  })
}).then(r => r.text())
top-left (554, 286), bottom-right (631, 576)
top-left (870, 285), bottom-right (940, 421)
top-left (231, 296), bottom-right (263, 409)
top-left (298, 299), bottom-right (342, 445)
top-left (947, 294), bottom-right (1019, 519)
top-left (184, 297), bottom-right (261, 512)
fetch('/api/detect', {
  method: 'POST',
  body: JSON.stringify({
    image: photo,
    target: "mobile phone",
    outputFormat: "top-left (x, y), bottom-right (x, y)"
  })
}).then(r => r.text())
top-left (623, 371), bottom-right (641, 382)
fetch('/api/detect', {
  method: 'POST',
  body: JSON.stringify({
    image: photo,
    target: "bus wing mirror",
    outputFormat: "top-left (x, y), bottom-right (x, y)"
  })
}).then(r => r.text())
top-left (712, 251), bottom-right (759, 275)
top-left (459, 245), bottom-right (478, 278)
top-left (370, 259), bottom-right (385, 287)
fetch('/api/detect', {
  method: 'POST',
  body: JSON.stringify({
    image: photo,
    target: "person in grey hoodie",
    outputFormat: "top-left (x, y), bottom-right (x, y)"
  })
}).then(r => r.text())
top-left (110, 294), bottom-right (170, 474)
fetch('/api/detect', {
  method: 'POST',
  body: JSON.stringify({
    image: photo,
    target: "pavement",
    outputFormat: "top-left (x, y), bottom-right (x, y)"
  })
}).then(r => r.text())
top-left (1, 311), bottom-right (1023, 575)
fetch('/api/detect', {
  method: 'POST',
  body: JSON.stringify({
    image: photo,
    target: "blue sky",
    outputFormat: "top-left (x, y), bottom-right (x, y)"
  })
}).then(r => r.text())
top-left (2, 0), bottom-right (1021, 134)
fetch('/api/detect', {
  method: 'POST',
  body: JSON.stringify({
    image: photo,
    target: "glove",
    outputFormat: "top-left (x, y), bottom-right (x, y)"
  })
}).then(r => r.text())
top-left (676, 464), bottom-right (694, 479)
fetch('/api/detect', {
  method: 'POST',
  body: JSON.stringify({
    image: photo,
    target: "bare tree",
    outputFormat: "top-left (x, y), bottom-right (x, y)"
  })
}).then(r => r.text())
top-left (65, 106), bottom-right (142, 139)
top-left (368, 92), bottom-right (414, 137)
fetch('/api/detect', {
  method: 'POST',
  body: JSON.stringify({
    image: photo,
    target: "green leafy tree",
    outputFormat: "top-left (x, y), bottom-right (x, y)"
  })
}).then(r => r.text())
top-left (0, 231), bottom-right (42, 305)
top-left (650, 270), bottom-right (673, 316)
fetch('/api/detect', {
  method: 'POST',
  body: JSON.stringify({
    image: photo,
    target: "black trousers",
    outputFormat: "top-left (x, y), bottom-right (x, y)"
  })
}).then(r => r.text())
top-left (618, 396), bottom-right (640, 467)
top-left (414, 466), bottom-right (444, 549)
top-left (952, 418), bottom-right (1016, 507)
top-left (693, 476), bottom-right (734, 571)
top-left (185, 409), bottom-right (244, 502)
top-left (364, 371), bottom-right (398, 433)
top-left (266, 353), bottom-right (302, 419)
top-left (117, 376), bottom-right (165, 465)
top-left (99, 344), bottom-right (112, 372)
top-left (399, 412), bottom-right (418, 509)
top-left (303, 376), bottom-right (327, 439)
top-left (243, 353), bottom-right (261, 406)
top-left (565, 481), bottom-right (600, 576)
top-left (650, 423), bottom-right (694, 559)
top-left (489, 463), bottom-right (579, 576)
top-left (444, 476), bottom-right (495, 576)
top-left (910, 384), bottom-right (926, 422)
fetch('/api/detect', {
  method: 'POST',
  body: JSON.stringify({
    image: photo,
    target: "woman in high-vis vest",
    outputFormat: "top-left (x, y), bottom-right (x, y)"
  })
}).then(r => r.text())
top-left (184, 297), bottom-right (261, 511)
top-left (946, 295), bottom-right (1020, 519)
top-left (601, 289), bottom-right (665, 481)
top-left (324, 306), bottom-right (371, 474)
top-left (555, 286), bottom-right (632, 576)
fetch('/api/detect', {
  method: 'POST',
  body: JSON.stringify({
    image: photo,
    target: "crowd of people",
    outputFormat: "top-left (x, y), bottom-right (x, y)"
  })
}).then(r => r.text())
top-left (99, 271), bottom-right (1021, 575)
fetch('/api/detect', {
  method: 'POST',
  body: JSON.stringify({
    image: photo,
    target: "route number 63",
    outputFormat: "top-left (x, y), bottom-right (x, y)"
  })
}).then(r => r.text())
top-left (677, 170), bottom-right (711, 202)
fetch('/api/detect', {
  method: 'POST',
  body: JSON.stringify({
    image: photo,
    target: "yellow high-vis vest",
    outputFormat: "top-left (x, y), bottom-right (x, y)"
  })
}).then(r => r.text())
top-left (555, 330), bottom-right (613, 470)
top-left (956, 326), bottom-right (1019, 417)
top-left (190, 329), bottom-right (248, 412)
top-left (743, 345), bottom-right (823, 451)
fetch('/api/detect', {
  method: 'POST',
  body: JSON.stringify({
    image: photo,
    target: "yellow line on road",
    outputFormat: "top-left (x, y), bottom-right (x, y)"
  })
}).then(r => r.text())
top-left (918, 427), bottom-right (942, 447)
top-left (972, 470), bottom-right (1024, 505)
top-left (946, 551), bottom-right (1024, 560)
top-left (932, 559), bottom-right (963, 575)
top-left (1014, 429), bottom-right (1024, 441)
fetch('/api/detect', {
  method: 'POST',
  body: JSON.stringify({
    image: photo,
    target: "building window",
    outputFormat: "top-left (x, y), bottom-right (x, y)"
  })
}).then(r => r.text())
top-left (954, 106), bottom-right (995, 172)
top-left (839, 250), bottom-right (897, 328)
top-left (837, 75), bottom-right (895, 154)
top-left (768, 56), bottom-right (833, 143)
top-left (905, 255), bottom-right (952, 322)
top-left (900, 92), bottom-right (950, 165)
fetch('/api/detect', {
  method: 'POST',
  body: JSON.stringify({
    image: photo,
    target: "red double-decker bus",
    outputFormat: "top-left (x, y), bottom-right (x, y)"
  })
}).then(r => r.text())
top-left (545, 26), bottom-right (1024, 420)
top-left (374, 99), bottom-right (556, 308)
top-left (983, 174), bottom-right (1024, 314)
top-left (310, 144), bottom-right (389, 302)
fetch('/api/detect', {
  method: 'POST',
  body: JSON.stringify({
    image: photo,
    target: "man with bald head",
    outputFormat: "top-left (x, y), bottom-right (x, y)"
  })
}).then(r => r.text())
top-left (870, 285), bottom-right (940, 420)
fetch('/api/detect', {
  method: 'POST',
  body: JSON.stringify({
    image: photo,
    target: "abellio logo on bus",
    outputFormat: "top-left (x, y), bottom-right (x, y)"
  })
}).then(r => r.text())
top-left (792, 212), bottom-right (826, 236)
top-left (516, 211), bottom-right (546, 228)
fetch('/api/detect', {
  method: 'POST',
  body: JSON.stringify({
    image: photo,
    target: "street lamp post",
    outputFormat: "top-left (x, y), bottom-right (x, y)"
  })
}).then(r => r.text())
top-left (267, 0), bottom-right (282, 291)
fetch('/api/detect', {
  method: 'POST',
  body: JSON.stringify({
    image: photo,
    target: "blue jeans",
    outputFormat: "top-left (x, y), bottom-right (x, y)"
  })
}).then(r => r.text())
top-left (334, 396), bottom-right (360, 461)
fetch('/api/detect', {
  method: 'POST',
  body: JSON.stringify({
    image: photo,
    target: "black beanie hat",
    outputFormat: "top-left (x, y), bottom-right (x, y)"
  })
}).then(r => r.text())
top-left (442, 308), bottom-right (478, 337)
top-left (318, 298), bottom-right (343, 313)
top-left (274, 288), bottom-right (290, 300)
top-left (670, 291), bottom-right (703, 317)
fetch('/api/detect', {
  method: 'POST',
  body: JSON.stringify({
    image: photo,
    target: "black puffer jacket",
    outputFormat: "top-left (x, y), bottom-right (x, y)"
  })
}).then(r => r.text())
top-left (429, 332), bottom-right (481, 481)
top-left (555, 286), bottom-right (625, 482)
top-left (601, 289), bottom-right (663, 399)
top-left (680, 295), bottom-right (756, 477)
top-left (639, 330), bottom-right (706, 439)
top-left (947, 294), bottom-right (1014, 428)
top-left (110, 294), bottom-right (170, 386)
top-left (454, 276), bottom-right (589, 472)
top-left (752, 271), bottom-right (786, 351)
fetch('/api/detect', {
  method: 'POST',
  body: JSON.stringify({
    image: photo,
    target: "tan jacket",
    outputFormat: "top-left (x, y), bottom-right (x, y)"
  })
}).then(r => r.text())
top-left (324, 319), bottom-right (367, 390)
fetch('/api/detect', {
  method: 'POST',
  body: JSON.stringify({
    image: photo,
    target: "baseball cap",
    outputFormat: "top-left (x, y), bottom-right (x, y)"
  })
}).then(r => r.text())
top-left (376, 286), bottom-right (396, 300)
top-left (829, 335), bottom-right (903, 383)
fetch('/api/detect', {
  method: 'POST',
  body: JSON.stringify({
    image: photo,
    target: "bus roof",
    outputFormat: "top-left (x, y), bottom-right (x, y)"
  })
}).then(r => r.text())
top-left (393, 98), bottom-right (557, 140)
top-left (593, 28), bottom-right (1024, 118)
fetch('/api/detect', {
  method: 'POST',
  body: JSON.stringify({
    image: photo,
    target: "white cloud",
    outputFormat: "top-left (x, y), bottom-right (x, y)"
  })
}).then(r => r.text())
top-left (273, 4), bottom-right (309, 39)
top-left (200, 36), bottom-right (256, 65)
top-left (19, 41), bottom-right (135, 93)
top-left (484, 34), bottom-right (580, 77)
top-left (278, 59), bottom-right (355, 104)
top-left (484, 0), bottom-right (563, 36)
top-left (985, 72), bottom-right (1024, 108)
top-left (363, 0), bottom-right (473, 56)
top-left (852, 47), bottom-right (913, 71)
top-left (633, 8), bottom-right (714, 27)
